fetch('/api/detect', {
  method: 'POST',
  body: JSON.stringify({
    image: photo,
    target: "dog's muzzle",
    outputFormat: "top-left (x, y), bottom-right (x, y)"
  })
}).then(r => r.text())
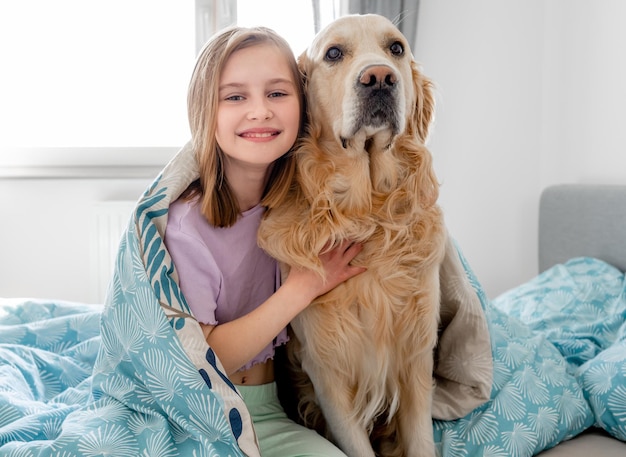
top-left (352, 64), bottom-right (400, 136)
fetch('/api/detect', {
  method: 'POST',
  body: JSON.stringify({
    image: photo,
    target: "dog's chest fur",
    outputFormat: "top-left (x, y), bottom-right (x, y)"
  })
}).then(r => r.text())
top-left (290, 143), bottom-right (445, 369)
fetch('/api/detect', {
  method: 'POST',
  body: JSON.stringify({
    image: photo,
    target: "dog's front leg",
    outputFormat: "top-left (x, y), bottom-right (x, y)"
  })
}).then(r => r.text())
top-left (301, 358), bottom-right (376, 457)
top-left (398, 292), bottom-right (439, 457)
top-left (397, 362), bottom-right (436, 457)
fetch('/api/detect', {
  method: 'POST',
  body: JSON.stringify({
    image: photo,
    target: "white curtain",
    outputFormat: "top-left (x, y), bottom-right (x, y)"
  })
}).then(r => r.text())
top-left (347, 0), bottom-right (420, 48)
top-left (194, 1), bottom-right (420, 54)
top-left (195, 0), bottom-right (237, 54)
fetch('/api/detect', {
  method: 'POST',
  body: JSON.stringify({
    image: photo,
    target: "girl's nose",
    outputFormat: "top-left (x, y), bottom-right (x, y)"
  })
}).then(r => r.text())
top-left (248, 98), bottom-right (273, 120)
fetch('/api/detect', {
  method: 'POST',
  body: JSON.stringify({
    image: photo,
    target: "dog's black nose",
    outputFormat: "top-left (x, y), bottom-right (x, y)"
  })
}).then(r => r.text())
top-left (359, 65), bottom-right (397, 89)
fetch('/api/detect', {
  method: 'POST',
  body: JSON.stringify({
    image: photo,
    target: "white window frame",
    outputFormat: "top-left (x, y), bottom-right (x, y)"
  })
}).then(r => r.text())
top-left (0, 147), bottom-right (177, 179)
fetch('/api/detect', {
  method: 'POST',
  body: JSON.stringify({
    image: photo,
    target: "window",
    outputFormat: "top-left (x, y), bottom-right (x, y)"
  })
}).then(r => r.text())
top-left (0, 0), bottom-right (341, 176)
top-left (0, 0), bottom-right (195, 150)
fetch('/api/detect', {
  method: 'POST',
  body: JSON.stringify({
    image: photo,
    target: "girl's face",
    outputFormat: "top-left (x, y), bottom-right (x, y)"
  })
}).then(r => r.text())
top-left (216, 43), bottom-right (300, 172)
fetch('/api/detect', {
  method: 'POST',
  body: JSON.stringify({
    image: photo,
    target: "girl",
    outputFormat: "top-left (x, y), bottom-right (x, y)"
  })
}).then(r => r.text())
top-left (164, 26), bottom-right (365, 456)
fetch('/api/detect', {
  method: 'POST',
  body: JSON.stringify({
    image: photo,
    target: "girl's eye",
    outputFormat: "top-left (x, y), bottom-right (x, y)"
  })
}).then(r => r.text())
top-left (269, 91), bottom-right (287, 98)
top-left (225, 95), bottom-right (244, 101)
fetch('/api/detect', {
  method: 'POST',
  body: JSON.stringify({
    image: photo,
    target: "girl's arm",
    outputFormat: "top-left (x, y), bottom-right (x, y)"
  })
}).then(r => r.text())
top-left (201, 240), bottom-right (366, 375)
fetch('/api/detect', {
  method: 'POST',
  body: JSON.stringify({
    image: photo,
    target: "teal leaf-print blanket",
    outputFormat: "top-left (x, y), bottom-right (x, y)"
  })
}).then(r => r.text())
top-left (1, 143), bottom-right (625, 456)
top-left (491, 257), bottom-right (626, 445)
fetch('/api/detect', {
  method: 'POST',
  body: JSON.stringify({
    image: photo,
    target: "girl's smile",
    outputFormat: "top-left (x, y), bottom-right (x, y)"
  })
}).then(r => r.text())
top-left (237, 127), bottom-right (282, 141)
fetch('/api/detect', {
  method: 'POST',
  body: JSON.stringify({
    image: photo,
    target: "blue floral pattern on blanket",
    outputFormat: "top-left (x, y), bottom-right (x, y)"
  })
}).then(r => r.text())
top-left (0, 300), bottom-right (102, 436)
top-left (494, 257), bottom-right (626, 443)
top-left (433, 253), bottom-right (598, 457)
top-left (0, 288), bottom-right (254, 456)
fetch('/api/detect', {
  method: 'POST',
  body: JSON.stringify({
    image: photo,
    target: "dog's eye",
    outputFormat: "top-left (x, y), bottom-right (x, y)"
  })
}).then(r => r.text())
top-left (390, 41), bottom-right (404, 56)
top-left (325, 46), bottom-right (343, 62)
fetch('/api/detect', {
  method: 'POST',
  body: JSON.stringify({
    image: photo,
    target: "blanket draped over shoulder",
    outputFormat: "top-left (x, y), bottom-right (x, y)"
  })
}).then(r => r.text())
top-left (1, 144), bottom-right (625, 456)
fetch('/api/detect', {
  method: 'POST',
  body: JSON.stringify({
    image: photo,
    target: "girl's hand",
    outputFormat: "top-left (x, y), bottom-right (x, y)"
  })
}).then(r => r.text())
top-left (285, 240), bottom-right (367, 303)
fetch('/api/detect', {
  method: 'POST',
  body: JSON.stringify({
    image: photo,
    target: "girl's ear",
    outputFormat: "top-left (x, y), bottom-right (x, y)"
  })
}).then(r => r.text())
top-left (411, 61), bottom-right (435, 144)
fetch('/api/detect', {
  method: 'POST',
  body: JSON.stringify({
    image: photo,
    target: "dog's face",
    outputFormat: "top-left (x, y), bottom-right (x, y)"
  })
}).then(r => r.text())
top-left (299, 14), bottom-right (433, 149)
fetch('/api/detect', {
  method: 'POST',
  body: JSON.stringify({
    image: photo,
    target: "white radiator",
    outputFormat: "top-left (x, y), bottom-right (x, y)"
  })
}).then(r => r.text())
top-left (90, 201), bottom-right (136, 303)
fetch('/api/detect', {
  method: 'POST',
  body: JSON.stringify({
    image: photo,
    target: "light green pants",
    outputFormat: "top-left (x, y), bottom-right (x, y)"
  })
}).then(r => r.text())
top-left (238, 382), bottom-right (347, 457)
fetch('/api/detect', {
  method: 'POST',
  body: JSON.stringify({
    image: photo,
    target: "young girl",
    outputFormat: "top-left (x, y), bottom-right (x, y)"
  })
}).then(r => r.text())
top-left (164, 26), bottom-right (365, 456)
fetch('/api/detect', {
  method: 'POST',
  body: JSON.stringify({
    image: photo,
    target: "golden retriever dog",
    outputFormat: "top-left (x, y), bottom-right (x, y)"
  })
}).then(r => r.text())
top-left (258, 14), bottom-right (446, 457)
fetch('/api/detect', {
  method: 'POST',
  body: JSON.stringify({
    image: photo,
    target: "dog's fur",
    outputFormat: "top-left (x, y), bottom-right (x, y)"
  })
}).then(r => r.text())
top-left (258, 14), bottom-right (446, 457)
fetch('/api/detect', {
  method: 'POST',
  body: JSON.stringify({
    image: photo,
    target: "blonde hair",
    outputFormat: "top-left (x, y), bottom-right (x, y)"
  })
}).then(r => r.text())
top-left (186, 26), bottom-right (304, 227)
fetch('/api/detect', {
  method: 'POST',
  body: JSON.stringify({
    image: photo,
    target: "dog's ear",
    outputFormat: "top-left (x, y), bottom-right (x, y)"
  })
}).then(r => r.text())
top-left (297, 50), bottom-right (309, 82)
top-left (296, 50), bottom-right (311, 134)
top-left (411, 62), bottom-right (435, 144)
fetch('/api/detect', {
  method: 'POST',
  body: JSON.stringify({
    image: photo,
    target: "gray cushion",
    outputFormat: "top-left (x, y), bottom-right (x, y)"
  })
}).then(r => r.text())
top-left (539, 184), bottom-right (626, 273)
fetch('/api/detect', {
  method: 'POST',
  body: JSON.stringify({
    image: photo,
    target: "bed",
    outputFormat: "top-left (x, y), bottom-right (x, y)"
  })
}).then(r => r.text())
top-left (1, 177), bottom-right (625, 456)
top-left (531, 184), bottom-right (626, 456)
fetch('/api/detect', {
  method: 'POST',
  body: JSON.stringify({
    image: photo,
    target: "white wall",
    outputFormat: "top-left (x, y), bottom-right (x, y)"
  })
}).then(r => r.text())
top-left (541, 0), bottom-right (626, 187)
top-left (2, 0), bottom-right (626, 303)
top-left (0, 178), bottom-right (152, 304)
top-left (415, 0), bottom-right (626, 298)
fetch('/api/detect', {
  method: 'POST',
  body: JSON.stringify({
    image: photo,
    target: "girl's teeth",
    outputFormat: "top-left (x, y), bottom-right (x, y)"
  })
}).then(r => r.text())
top-left (244, 132), bottom-right (274, 138)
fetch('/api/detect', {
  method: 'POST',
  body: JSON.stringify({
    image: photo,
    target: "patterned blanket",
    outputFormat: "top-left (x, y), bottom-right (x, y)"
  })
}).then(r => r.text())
top-left (1, 144), bottom-right (625, 456)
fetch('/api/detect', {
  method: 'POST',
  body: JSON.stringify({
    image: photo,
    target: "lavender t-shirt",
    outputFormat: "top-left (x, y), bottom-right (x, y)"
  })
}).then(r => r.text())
top-left (164, 196), bottom-right (288, 371)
